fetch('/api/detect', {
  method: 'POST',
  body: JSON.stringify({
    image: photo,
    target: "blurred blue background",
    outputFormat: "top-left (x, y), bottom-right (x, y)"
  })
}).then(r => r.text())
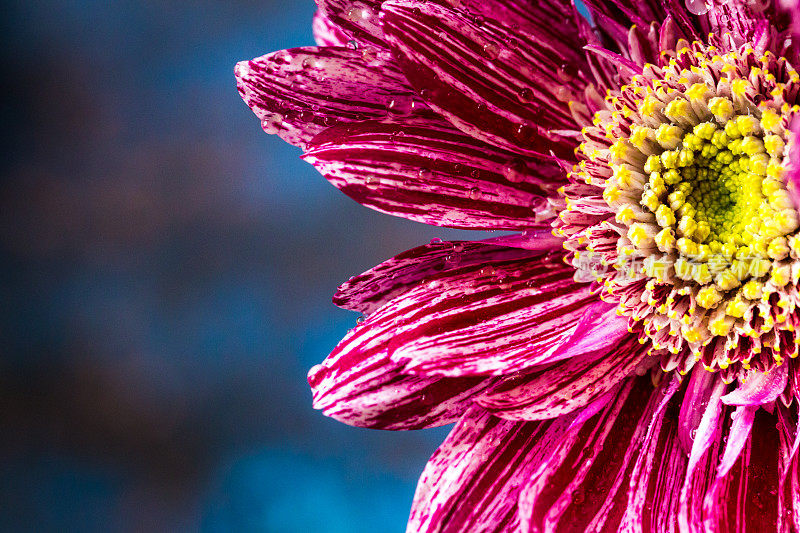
top-left (0, 1), bottom-right (479, 531)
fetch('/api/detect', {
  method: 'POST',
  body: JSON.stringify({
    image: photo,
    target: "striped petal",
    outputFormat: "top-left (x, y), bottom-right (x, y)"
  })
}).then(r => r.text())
top-left (678, 373), bottom-right (727, 531)
top-left (308, 343), bottom-right (491, 430)
top-left (303, 117), bottom-right (566, 230)
top-left (312, 9), bottom-right (350, 47)
top-left (407, 406), bottom-right (573, 533)
top-left (476, 333), bottom-right (652, 421)
top-left (381, 0), bottom-right (586, 158)
top-left (315, 0), bottom-right (386, 47)
top-left (721, 363), bottom-right (789, 406)
top-left (381, 253), bottom-right (604, 377)
top-left (334, 238), bottom-right (557, 315)
top-left (520, 375), bottom-right (675, 532)
top-left (701, 409), bottom-right (782, 532)
top-left (235, 46), bottom-right (417, 149)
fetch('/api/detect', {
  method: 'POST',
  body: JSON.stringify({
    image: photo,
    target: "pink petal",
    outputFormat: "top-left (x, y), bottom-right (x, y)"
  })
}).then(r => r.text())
top-left (705, 2), bottom-right (790, 46)
top-left (380, 254), bottom-right (603, 378)
top-left (408, 407), bottom-right (570, 532)
top-left (705, 410), bottom-right (781, 531)
top-left (678, 373), bottom-right (727, 531)
top-left (476, 333), bottom-right (652, 421)
top-left (520, 375), bottom-right (675, 532)
top-left (721, 363), bottom-right (789, 406)
top-left (616, 376), bottom-right (686, 531)
top-left (315, 0), bottom-right (386, 47)
top-left (701, 405), bottom-right (758, 530)
top-left (308, 341), bottom-right (491, 430)
top-left (381, 0), bottom-right (585, 158)
top-left (581, 0), bottom-right (667, 30)
top-left (778, 404), bottom-right (800, 531)
top-left (334, 239), bottom-right (557, 315)
top-left (312, 9), bottom-right (350, 47)
top-left (235, 46), bottom-right (417, 149)
top-left (326, 248), bottom-right (613, 381)
top-left (303, 117), bottom-right (566, 230)
top-left (544, 300), bottom-right (631, 362)
top-left (677, 366), bottom-right (719, 453)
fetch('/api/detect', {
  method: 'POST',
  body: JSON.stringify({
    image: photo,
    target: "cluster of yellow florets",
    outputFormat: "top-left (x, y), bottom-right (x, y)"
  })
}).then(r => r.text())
top-left (565, 42), bottom-right (800, 360)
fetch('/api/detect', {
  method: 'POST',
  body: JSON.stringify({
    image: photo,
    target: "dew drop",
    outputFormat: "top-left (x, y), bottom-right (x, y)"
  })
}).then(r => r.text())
top-left (468, 187), bottom-right (482, 200)
top-left (684, 0), bottom-right (710, 14)
top-left (365, 176), bottom-right (381, 189)
top-left (261, 114), bottom-right (284, 134)
top-left (347, 39), bottom-right (359, 50)
top-left (430, 237), bottom-right (443, 245)
top-left (503, 158), bottom-right (527, 182)
top-left (418, 168), bottom-right (433, 180)
top-left (361, 46), bottom-right (379, 64)
top-left (482, 42), bottom-right (500, 60)
top-left (517, 87), bottom-right (534, 103)
top-left (387, 95), bottom-right (412, 115)
top-left (557, 64), bottom-right (576, 83)
top-left (479, 266), bottom-right (496, 277)
top-left (301, 56), bottom-right (319, 69)
top-left (445, 254), bottom-right (461, 266)
top-left (298, 109), bottom-right (315, 123)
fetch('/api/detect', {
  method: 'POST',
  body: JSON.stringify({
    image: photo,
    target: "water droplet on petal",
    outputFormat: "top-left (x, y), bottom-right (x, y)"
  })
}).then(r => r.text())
top-left (365, 176), bottom-right (381, 189)
top-left (482, 42), bottom-right (500, 60)
top-left (468, 187), bottom-right (482, 200)
top-left (557, 63), bottom-right (576, 83)
top-left (684, 0), bottom-right (710, 14)
top-left (430, 237), bottom-right (443, 245)
top-left (479, 266), bottom-right (496, 277)
top-left (299, 110), bottom-right (315, 123)
top-left (261, 114), bottom-right (284, 134)
top-left (387, 95), bottom-right (412, 115)
top-left (504, 158), bottom-right (527, 182)
top-left (302, 56), bottom-right (319, 69)
top-left (517, 88), bottom-right (534, 103)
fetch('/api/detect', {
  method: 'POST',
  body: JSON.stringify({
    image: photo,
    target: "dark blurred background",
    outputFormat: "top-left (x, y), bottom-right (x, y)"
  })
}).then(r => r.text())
top-left (0, 1), bottom-right (476, 531)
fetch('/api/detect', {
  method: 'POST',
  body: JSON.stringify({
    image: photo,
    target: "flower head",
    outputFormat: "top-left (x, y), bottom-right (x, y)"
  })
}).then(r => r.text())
top-left (238, 1), bottom-right (800, 530)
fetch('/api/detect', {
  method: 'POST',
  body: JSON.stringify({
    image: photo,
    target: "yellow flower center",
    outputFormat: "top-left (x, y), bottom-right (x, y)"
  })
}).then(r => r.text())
top-left (557, 40), bottom-right (800, 378)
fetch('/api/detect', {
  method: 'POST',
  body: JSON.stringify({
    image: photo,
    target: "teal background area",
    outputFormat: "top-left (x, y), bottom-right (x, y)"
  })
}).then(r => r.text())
top-left (0, 1), bottom-right (479, 531)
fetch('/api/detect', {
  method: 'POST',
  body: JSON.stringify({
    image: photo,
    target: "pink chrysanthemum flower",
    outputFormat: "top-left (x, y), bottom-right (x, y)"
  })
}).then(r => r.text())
top-left (237, 0), bottom-right (800, 530)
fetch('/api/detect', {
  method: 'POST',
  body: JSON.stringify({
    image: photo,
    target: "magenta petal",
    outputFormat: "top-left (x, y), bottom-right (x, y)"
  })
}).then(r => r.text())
top-left (721, 363), bottom-right (789, 406)
top-left (235, 46), bottom-right (415, 149)
top-left (707, 410), bottom-right (782, 531)
top-left (701, 405), bottom-right (758, 527)
top-left (476, 334), bottom-right (652, 421)
top-left (381, 0), bottom-right (584, 158)
top-left (678, 374), bottom-right (726, 531)
top-left (520, 375), bottom-right (674, 532)
top-left (303, 117), bottom-right (566, 230)
top-left (778, 405), bottom-right (800, 531)
top-left (407, 406), bottom-right (568, 533)
top-left (545, 300), bottom-right (630, 362)
top-left (334, 239), bottom-right (556, 315)
top-left (308, 343), bottom-right (490, 430)
top-left (377, 252), bottom-right (600, 378)
top-left (312, 9), bottom-right (350, 47)
top-left (315, 0), bottom-right (386, 47)
top-left (677, 366), bottom-right (719, 453)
